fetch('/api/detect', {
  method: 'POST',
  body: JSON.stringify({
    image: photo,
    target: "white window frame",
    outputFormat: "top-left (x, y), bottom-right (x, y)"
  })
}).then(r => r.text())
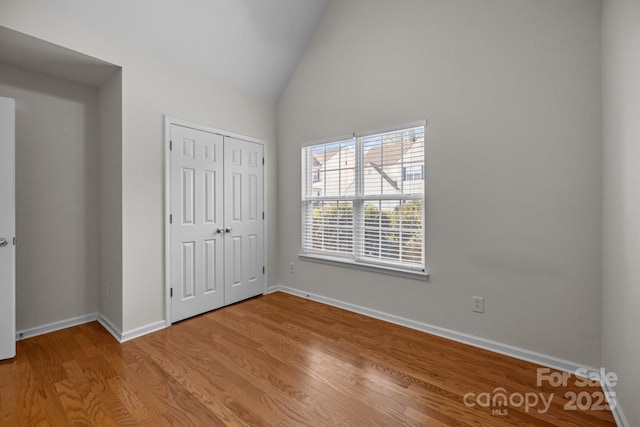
top-left (299, 121), bottom-right (428, 279)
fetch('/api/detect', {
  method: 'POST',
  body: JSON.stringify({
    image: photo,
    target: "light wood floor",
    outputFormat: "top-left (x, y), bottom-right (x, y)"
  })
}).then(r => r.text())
top-left (0, 292), bottom-right (616, 426)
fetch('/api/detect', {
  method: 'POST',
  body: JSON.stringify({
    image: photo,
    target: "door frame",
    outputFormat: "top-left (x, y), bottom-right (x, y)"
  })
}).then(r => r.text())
top-left (0, 97), bottom-right (16, 360)
top-left (164, 116), bottom-right (268, 326)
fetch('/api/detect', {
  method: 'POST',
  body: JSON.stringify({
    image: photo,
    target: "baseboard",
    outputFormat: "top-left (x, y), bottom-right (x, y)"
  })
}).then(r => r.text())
top-left (602, 379), bottom-right (630, 427)
top-left (16, 313), bottom-right (98, 340)
top-left (15, 311), bottom-right (165, 345)
top-left (98, 316), bottom-right (166, 343)
top-left (120, 320), bottom-right (166, 343)
top-left (97, 314), bottom-right (123, 342)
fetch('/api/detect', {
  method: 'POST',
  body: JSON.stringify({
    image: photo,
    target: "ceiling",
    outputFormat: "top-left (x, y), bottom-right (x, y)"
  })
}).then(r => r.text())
top-left (29, 0), bottom-right (330, 101)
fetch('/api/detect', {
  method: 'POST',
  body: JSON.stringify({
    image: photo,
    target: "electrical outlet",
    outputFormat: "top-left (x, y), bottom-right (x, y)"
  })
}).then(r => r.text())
top-left (289, 262), bottom-right (295, 273)
top-left (472, 296), bottom-right (484, 313)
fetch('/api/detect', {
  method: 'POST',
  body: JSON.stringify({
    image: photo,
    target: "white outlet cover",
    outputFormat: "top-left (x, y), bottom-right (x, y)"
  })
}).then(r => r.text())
top-left (472, 296), bottom-right (484, 313)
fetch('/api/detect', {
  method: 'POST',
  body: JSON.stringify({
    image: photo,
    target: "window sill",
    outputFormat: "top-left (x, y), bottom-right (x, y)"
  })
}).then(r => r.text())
top-left (298, 254), bottom-right (429, 280)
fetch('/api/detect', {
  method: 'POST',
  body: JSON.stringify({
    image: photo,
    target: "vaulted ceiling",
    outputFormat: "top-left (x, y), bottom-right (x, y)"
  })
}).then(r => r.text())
top-left (29, 0), bottom-right (330, 101)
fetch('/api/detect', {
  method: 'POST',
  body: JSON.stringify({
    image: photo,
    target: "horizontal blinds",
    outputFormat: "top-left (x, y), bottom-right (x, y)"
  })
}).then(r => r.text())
top-left (357, 199), bottom-right (423, 267)
top-left (302, 200), bottom-right (354, 256)
top-left (302, 126), bottom-right (425, 269)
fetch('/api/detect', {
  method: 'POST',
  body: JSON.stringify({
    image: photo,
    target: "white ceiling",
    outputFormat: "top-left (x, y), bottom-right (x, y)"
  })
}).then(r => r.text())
top-left (30, 0), bottom-right (330, 101)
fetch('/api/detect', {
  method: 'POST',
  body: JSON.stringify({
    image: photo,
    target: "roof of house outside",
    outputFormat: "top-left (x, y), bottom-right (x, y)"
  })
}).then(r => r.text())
top-left (364, 141), bottom-right (415, 167)
top-left (312, 146), bottom-right (345, 167)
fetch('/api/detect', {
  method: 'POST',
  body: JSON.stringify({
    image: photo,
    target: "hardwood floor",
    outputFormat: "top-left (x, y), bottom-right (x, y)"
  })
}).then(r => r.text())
top-left (0, 292), bottom-right (616, 426)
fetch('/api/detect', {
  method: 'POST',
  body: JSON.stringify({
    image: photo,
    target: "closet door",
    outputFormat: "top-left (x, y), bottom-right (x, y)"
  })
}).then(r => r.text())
top-left (223, 137), bottom-right (265, 305)
top-left (170, 125), bottom-right (225, 322)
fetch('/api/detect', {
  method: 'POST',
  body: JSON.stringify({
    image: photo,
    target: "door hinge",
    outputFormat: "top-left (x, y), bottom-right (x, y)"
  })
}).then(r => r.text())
top-left (170, 214), bottom-right (173, 224)
top-left (13, 237), bottom-right (16, 246)
top-left (262, 157), bottom-right (264, 165)
top-left (170, 288), bottom-right (173, 297)
top-left (170, 140), bottom-right (173, 151)
top-left (263, 266), bottom-right (265, 275)
top-left (262, 212), bottom-right (265, 220)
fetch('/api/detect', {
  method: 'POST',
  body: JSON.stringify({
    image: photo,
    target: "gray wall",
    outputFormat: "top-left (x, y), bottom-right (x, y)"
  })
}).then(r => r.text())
top-left (277, 0), bottom-right (603, 365)
top-left (0, 63), bottom-right (99, 330)
top-left (602, 0), bottom-right (640, 424)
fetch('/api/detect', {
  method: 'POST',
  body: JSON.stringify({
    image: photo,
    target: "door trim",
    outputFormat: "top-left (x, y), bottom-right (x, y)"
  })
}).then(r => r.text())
top-left (0, 97), bottom-right (15, 360)
top-left (164, 116), bottom-right (268, 326)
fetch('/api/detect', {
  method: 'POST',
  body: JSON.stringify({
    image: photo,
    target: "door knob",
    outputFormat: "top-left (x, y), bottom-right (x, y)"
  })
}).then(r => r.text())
top-left (225, 227), bottom-right (232, 233)
top-left (0, 238), bottom-right (8, 247)
top-left (216, 227), bottom-right (224, 234)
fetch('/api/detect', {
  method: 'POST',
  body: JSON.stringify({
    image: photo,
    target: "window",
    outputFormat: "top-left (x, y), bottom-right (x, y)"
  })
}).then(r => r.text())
top-left (403, 165), bottom-right (424, 181)
top-left (301, 123), bottom-right (426, 276)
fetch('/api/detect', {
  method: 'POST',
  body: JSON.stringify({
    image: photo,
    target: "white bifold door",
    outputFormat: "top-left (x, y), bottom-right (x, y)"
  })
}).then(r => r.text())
top-left (0, 98), bottom-right (16, 360)
top-left (170, 124), bottom-right (265, 323)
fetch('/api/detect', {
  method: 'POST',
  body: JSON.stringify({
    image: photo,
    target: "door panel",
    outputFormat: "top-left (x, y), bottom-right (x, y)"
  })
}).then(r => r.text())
top-left (204, 239), bottom-right (218, 292)
top-left (181, 241), bottom-right (195, 297)
top-left (0, 98), bottom-right (16, 360)
top-left (224, 137), bottom-right (265, 305)
top-left (232, 236), bottom-right (242, 285)
top-left (231, 173), bottom-right (242, 221)
top-left (182, 168), bottom-right (195, 224)
top-left (204, 171), bottom-right (217, 223)
top-left (170, 125), bottom-right (224, 322)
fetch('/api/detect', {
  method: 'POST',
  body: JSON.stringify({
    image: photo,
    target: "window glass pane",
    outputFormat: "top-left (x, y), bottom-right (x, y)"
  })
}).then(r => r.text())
top-left (362, 199), bottom-right (423, 266)
top-left (363, 128), bottom-right (424, 196)
top-left (308, 140), bottom-right (356, 197)
top-left (304, 201), bottom-right (353, 254)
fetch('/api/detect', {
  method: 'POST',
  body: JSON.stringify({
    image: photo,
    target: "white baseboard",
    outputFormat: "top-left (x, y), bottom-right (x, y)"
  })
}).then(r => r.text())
top-left (16, 312), bottom-right (166, 345)
top-left (16, 313), bottom-right (98, 340)
top-left (98, 316), bottom-right (166, 343)
top-left (602, 379), bottom-right (630, 427)
top-left (120, 320), bottom-right (166, 343)
top-left (97, 314), bottom-right (123, 342)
